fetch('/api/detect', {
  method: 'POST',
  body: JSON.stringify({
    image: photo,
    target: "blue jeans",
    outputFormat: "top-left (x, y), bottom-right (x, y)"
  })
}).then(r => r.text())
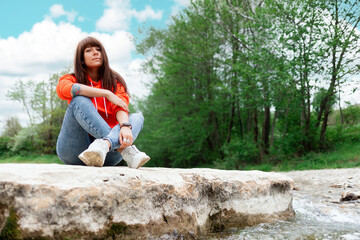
top-left (56, 96), bottom-right (144, 166)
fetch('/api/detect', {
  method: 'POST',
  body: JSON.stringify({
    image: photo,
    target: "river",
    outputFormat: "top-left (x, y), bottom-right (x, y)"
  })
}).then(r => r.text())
top-left (217, 168), bottom-right (360, 240)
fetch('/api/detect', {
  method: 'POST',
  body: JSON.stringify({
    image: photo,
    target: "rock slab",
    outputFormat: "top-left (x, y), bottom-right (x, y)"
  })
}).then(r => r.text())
top-left (0, 164), bottom-right (294, 239)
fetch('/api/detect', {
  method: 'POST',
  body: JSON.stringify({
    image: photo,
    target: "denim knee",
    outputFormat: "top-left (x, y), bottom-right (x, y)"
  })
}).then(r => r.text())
top-left (137, 112), bottom-right (144, 123)
top-left (130, 112), bottom-right (144, 126)
top-left (69, 96), bottom-right (93, 109)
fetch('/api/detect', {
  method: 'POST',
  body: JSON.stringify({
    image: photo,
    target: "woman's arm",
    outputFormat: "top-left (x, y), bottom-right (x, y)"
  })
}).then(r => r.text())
top-left (116, 110), bottom-right (133, 148)
top-left (71, 83), bottom-right (128, 112)
top-left (70, 83), bottom-right (109, 98)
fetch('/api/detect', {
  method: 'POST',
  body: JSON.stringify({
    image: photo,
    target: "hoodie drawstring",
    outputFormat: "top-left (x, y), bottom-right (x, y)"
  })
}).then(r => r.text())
top-left (90, 81), bottom-right (108, 119)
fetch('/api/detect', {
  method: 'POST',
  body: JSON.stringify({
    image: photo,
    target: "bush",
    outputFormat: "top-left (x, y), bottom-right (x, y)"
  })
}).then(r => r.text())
top-left (0, 136), bottom-right (12, 157)
top-left (215, 136), bottom-right (259, 170)
top-left (9, 126), bottom-right (39, 153)
top-left (341, 104), bottom-right (360, 125)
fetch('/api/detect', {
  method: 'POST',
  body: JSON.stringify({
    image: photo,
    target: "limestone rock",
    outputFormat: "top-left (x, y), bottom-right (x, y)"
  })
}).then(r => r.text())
top-left (0, 163), bottom-right (294, 239)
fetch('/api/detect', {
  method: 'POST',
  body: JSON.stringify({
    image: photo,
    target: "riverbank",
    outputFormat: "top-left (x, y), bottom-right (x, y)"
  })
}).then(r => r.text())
top-left (284, 168), bottom-right (360, 204)
top-left (228, 168), bottom-right (360, 239)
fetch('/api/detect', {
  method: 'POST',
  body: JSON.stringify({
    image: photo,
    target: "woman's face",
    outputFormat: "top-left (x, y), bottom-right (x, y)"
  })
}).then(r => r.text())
top-left (83, 46), bottom-right (103, 70)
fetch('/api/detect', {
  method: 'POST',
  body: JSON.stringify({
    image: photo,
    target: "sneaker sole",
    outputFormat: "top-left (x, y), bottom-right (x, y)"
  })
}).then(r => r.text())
top-left (135, 156), bottom-right (151, 169)
top-left (79, 151), bottom-right (104, 167)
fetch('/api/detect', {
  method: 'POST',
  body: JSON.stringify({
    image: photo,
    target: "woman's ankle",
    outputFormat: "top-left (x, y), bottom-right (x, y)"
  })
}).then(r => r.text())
top-left (104, 139), bottom-right (111, 150)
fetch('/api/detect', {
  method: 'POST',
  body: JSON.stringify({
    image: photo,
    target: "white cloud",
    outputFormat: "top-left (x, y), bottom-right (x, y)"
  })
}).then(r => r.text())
top-left (126, 58), bottom-right (153, 98)
top-left (66, 10), bottom-right (78, 22)
top-left (0, 18), bottom-right (151, 129)
top-left (171, 0), bottom-right (191, 17)
top-left (132, 5), bottom-right (163, 22)
top-left (96, 0), bottom-right (131, 32)
top-left (96, 0), bottom-right (163, 32)
top-left (175, 0), bottom-right (191, 6)
top-left (49, 4), bottom-right (66, 18)
top-left (48, 4), bottom-right (78, 22)
top-left (0, 19), bottom-right (84, 76)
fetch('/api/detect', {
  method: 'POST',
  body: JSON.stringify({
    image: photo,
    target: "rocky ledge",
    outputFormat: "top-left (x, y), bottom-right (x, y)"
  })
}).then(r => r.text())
top-left (0, 164), bottom-right (294, 239)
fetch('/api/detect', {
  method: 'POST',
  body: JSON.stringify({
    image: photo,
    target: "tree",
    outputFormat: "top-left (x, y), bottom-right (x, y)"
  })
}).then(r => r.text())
top-left (315, 0), bottom-right (360, 146)
top-left (137, 0), bottom-right (228, 167)
top-left (5, 71), bottom-right (68, 153)
top-left (6, 80), bottom-right (35, 125)
top-left (136, 0), bottom-right (360, 168)
top-left (1, 116), bottom-right (22, 138)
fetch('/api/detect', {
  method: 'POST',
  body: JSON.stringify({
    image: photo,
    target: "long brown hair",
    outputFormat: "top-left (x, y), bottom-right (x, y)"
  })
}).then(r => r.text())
top-left (73, 37), bottom-right (128, 94)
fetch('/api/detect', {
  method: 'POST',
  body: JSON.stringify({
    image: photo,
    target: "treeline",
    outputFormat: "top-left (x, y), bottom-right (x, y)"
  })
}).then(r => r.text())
top-left (2, 0), bottom-right (360, 170)
top-left (0, 72), bottom-right (68, 156)
top-left (134, 0), bottom-right (360, 168)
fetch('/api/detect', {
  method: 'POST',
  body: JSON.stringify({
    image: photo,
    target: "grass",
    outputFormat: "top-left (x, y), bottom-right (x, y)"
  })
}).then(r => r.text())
top-left (1, 140), bottom-right (360, 171)
top-left (0, 154), bottom-right (63, 164)
top-left (243, 139), bottom-right (360, 172)
top-left (240, 123), bottom-right (360, 172)
top-left (1, 142), bottom-right (360, 171)
top-left (1, 125), bottom-right (360, 171)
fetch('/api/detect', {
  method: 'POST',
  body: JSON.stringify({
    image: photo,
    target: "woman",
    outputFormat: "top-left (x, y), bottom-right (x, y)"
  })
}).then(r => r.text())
top-left (56, 36), bottom-right (150, 168)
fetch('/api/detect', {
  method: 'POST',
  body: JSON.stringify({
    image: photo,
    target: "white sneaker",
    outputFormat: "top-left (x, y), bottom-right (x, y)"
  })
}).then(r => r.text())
top-left (122, 145), bottom-right (150, 169)
top-left (78, 139), bottom-right (109, 167)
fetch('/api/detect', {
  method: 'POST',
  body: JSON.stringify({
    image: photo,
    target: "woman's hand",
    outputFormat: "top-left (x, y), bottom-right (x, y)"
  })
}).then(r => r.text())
top-left (106, 91), bottom-right (129, 112)
top-left (119, 127), bottom-right (133, 148)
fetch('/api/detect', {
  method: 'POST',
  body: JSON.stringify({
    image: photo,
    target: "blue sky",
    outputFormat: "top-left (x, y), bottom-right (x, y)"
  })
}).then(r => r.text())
top-left (0, 0), bottom-right (174, 37)
top-left (0, 0), bottom-right (189, 128)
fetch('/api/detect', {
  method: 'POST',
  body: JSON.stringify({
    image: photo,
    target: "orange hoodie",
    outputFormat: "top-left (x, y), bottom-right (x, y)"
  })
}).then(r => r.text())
top-left (56, 74), bottom-right (129, 128)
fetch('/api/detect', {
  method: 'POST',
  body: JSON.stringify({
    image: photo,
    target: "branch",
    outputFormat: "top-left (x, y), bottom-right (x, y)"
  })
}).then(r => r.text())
top-left (213, 1), bottom-right (253, 52)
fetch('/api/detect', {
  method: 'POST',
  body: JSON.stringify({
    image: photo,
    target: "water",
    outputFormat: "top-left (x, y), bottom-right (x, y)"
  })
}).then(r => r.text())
top-left (222, 197), bottom-right (360, 240)
top-left (201, 169), bottom-right (360, 240)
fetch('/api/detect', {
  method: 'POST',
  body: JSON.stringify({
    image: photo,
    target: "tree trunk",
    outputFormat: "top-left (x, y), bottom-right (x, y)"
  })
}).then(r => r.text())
top-left (270, 109), bottom-right (277, 147)
top-left (227, 101), bottom-right (235, 143)
top-left (262, 106), bottom-right (270, 154)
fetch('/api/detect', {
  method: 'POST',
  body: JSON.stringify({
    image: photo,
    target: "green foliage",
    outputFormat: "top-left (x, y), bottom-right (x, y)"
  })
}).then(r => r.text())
top-left (136, 0), bottom-right (228, 167)
top-left (4, 71), bottom-right (68, 155)
top-left (215, 136), bottom-right (259, 170)
top-left (4, 0), bottom-right (360, 170)
top-left (135, 0), bottom-right (360, 169)
top-left (0, 207), bottom-right (21, 240)
top-left (312, 88), bottom-right (337, 116)
top-left (107, 222), bottom-right (128, 238)
top-left (0, 136), bottom-right (12, 157)
top-left (1, 116), bottom-right (22, 138)
top-left (241, 138), bottom-right (360, 172)
top-left (340, 104), bottom-right (360, 125)
top-left (7, 80), bottom-right (35, 125)
top-left (0, 154), bottom-right (62, 164)
top-left (10, 125), bottom-right (38, 152)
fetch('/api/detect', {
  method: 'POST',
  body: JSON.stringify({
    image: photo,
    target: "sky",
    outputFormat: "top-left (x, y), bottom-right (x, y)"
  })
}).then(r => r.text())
top-left (1, 0), bottom-right (360, 131)
top-left (0, 0), bottom-right (190, 129)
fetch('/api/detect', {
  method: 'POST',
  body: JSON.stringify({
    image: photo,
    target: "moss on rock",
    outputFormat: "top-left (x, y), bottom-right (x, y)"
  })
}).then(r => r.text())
top-left (0, 207), bottom-right (21, 240)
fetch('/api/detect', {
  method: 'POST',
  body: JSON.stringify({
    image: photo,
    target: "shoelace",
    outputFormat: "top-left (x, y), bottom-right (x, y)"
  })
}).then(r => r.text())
top-left (132, 146), bottom-right (140, 153)
top-left (126, 146), bottom-right (140, 157)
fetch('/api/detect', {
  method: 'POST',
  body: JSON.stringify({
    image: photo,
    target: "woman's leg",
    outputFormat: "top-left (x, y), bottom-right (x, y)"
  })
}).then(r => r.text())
top-left (103, 112), bottom-right (145, 166)
top-left (57, 96), bottom-right (146, 166)
top-left (56, 96), bottom-right (112, 165)
top-left (104, 112), bottom-right (144, 151)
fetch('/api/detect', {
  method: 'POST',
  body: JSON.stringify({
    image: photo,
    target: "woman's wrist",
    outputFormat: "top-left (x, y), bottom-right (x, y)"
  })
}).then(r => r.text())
top-left (103, 89), bottom-right (112, 98)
